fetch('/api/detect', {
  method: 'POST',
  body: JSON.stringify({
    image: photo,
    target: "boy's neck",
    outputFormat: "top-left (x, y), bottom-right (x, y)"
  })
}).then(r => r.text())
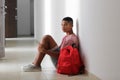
top-left (66, 30), bottom-right (74, 35)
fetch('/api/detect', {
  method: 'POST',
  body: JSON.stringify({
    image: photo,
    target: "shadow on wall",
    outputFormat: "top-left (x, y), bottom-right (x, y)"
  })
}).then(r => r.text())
top-left (76, 19), bottom-right (88, 74)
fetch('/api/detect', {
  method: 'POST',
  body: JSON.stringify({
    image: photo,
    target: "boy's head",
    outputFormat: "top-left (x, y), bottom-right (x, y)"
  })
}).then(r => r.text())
top-left (62, 17), bottom-right (73, 25)
top-left (61, 17), bottom-right (73, 32)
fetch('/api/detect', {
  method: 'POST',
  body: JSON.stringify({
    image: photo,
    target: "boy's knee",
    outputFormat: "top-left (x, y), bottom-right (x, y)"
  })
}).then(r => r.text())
top-left (42, 35), bottom-right (52, 41)
top-left (43, 35), bottom-right (51, 38)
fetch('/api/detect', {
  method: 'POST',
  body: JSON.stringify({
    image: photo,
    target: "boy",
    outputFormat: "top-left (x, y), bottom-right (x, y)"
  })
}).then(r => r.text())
top-left (22, 17), bottom-right (79, 72)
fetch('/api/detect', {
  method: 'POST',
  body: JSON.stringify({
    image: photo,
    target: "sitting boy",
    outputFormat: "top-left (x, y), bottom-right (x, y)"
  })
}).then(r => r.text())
top-left (22, 17), bottom-right (79, 72)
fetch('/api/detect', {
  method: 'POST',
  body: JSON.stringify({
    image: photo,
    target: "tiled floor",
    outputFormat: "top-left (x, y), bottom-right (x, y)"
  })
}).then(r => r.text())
top-left (0, 39), bottom-right (100, 80)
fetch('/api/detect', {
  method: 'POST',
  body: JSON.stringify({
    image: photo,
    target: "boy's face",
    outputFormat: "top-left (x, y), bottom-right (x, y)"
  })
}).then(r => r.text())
top-left (61, 20), bottom-right (73, 32)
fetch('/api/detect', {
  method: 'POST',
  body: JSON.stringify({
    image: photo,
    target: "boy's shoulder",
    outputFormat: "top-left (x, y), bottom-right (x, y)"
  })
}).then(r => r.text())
top-left (70, 34), bottom-right (78, 39)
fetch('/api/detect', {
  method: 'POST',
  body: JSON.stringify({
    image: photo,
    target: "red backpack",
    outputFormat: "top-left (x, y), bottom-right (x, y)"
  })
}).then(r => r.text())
top-left (57, 45), bottom-right (84, 75)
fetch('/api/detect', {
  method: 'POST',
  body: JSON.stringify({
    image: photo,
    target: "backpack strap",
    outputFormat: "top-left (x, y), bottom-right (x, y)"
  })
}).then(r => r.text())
top-left (72, 43), bottom-right (76, 48)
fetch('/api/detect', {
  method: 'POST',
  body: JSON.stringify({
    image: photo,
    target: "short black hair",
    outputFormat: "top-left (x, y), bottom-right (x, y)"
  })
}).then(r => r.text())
top-left (62, 17), bottom-right (73, 25)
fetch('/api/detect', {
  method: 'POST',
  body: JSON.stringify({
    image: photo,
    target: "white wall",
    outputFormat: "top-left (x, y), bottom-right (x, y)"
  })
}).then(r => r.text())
top-left (65, 0), bottom-right (79, 35)
top-left (79, 0), bottom-right (120, 80)
top-left (17, 0), bottom-right (31, 36)
top-left (34, 0), bottom-right (45, 41)
top-left (34, 0), bottom-right (120, 79)
top-left (34, 0), bottom-right (66, 44)
top-left (50, 0), bottom-right (66, 44)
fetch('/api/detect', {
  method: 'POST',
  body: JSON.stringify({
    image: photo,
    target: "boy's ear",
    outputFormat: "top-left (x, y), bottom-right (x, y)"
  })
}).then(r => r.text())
top-left (71, 24), bottom-right (73, 27)
top-left (70, 21), bottom-right (73, 26)
top-left (69, 23), bottom-right (73, 26)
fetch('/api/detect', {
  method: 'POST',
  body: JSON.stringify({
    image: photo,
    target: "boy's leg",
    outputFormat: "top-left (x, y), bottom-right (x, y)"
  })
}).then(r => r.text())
top-left (32, 35), bottom-right (58, 67)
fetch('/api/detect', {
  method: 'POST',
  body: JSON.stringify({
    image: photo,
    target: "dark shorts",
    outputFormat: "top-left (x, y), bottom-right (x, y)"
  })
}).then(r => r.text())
top-left (50, 47), bottom-right (60, 67)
